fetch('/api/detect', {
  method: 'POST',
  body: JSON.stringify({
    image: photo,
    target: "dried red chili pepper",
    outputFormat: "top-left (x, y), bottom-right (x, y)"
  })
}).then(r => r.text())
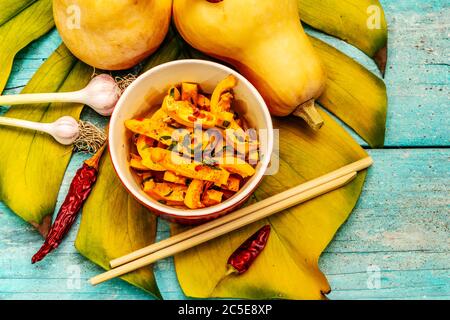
top-left (31, 144), bottom-right (107, 264)
top-left (227, 225), bottom-right (271, 275)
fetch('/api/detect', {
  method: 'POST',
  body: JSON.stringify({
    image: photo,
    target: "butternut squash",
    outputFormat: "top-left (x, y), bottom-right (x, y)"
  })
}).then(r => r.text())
top-left (173, 0), bottom-right (327, 129)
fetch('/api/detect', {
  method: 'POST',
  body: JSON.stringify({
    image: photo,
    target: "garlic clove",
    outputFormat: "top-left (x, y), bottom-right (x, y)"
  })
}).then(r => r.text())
top-left (82, 74), bottom-right (121, 116)
top-left (49, 116), bottom-right (80, 145)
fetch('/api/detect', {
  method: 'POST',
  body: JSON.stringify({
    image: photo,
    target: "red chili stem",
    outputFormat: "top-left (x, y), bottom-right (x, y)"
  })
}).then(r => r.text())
top-left (31, 144), bottom-right (107, 264)
top-left (227, 225), bottom-right (271, 275)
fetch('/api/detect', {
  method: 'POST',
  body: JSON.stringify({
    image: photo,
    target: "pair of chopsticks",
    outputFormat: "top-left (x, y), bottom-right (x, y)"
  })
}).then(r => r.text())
top-left (90, 157), bottom-right (373, 286)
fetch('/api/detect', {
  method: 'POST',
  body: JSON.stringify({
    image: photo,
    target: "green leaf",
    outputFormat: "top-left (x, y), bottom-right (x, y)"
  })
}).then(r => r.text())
top-left (0, 45), bottom-right (92, 236)
top-left (0, 0), bottom-right (54, 93)
top-left (298, 0), bottom-right (388, 73)
top-left (75, 153), bottom-right (161, 298)
top-left (172, 110), bottom-right (368, 299)
top-left (310, 36), bottom-right (388, 148)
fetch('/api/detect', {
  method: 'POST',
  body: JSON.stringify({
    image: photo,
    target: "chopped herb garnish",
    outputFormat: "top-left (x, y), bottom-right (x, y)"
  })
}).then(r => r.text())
top-left (235, 134), bottom-right (246, 143)
top-left (168, 142), bottom-right (178, 151)
top-left (160, 135), bottom-right (172, 141)
top-left (222, 120), bottom-right (231, 128)
top-left (164, 190), bottom-right (174, 197)
top-left (202, 158), bottom-right (221, 170)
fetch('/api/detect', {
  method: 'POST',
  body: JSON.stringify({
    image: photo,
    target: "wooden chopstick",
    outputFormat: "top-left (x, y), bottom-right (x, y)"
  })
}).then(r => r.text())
top-left (91, 172), bottom-right (357, 286)
top-left (90, 158), bottom-right (371, 286)
top-left (110, 156), bottom-right (373, 269)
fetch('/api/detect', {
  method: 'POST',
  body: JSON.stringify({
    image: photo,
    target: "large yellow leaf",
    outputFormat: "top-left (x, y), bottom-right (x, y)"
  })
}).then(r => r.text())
top-left (0, 45), bottom-right (92, 235)
top-left (75, 154), bottom-right (161, 298)
top-left (0, 0), bottom-right (54, 93)
top-left (74, 32), bottom-right (182, 298)
top-left (0, 0), bottom-right (35, 26)
top-left (310, 36), bottom-right (388, 148)
top-left (172, 110), bottom-right (368, 299)
top-left (298, 0), bottom-right (388, 74)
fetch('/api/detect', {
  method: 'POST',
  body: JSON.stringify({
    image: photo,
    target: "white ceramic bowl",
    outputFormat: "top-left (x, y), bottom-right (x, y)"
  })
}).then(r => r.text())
top-left (109, 60), bottom-right (273, 223)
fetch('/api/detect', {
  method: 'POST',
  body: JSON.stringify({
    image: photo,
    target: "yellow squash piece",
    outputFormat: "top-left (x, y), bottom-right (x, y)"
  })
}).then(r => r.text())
top-left (129, 154), bottom-right (150, 171)
top-left (163, 171), bottom-right (187, 185)
top-left (216, 111), bottom-right (235, 129)
top-left (135, 135), bottom-right (166, 172)
top-left (202, 190), bottom-right (223, 207)
top-left (150, 147), bottom-right (229, 185)
top-left (220, 157), bottom-right (256, 178)
top-left (197, 94), bottom-right (211, 110)
top-left (166, 99), bottom-right (217, 129)
top-left (53, 0), bottom-right (172, 70)
top-left (184, 179), bottom-right (205, 209)
top-left (125, 108), bottom-right (175, 146)
top-left (173, 0), bottom-right (327, 129)
top-left (181, 82), bottom-right (199, 105)
top-left (210, 75), bottom-right (237, 113)
top-left (222, 176), bottom-right (241, 192)
top-left (143, 180), bottom-right (187, 206)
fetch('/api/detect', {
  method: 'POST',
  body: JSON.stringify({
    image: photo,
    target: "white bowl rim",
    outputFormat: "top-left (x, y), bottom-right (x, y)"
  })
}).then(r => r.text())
top-left (109, 59), bottom-right (274, 217)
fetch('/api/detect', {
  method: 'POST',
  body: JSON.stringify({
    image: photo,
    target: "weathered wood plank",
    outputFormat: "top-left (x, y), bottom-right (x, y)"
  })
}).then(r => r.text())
top-left (0, 149), bottom-right (448, 300)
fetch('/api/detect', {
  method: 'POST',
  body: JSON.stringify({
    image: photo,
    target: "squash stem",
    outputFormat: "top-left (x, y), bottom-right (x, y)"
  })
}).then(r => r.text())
top-left (293, 99), bottom-right (324, 130)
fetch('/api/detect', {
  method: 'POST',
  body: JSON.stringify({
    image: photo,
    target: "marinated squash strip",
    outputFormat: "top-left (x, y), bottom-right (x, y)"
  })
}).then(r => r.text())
top-left (164, 171), bottom-right (187, 185)
top-left (184, 179), bottom-right (205, 209)
top-left (198, 94), bottom-right (211, 110)
top-left (222, 176), bottom-right (241, 192)
top-left (166, 99), bottom-right (217, 129)
top-left (210, 75), bottom-right (237, 114)
top-left (219, 157), bottom-right (256, 178)
top-left (149, 147), bottom-right (230, 186)
top-left (135, 135), bottom-right (166, 171)
top-left (125, 108), bottom-right (175, 146)
top-left (143, 180), bottom-right (187, 205)
top-left (129, 154), bottom-right (150, 171)
top-left (181, 82), bottom-right (199, 106)
top-left (202, 190), bottom-right (224, 207)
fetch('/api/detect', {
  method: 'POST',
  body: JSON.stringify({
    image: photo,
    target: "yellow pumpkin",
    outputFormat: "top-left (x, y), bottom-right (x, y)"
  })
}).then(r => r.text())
top-left (53, 0), bottom-right (172, 70)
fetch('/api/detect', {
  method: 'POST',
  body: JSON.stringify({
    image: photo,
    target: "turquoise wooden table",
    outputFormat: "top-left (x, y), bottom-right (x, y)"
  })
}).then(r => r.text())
top-left (0, 1), bottom-right (448, 300)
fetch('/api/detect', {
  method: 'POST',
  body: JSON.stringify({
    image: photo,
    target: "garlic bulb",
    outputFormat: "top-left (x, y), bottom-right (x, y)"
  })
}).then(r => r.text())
top-left (46, 116), bottom-right (80, 145)
top-left (78, 74), bottom-right (122, 116)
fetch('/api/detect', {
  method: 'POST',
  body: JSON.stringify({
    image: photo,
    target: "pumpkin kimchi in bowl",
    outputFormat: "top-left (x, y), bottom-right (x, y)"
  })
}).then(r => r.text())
top-left (109, 60), bottom-right (273, 223)
top-left (125, 75), bottom-right (261, 210)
